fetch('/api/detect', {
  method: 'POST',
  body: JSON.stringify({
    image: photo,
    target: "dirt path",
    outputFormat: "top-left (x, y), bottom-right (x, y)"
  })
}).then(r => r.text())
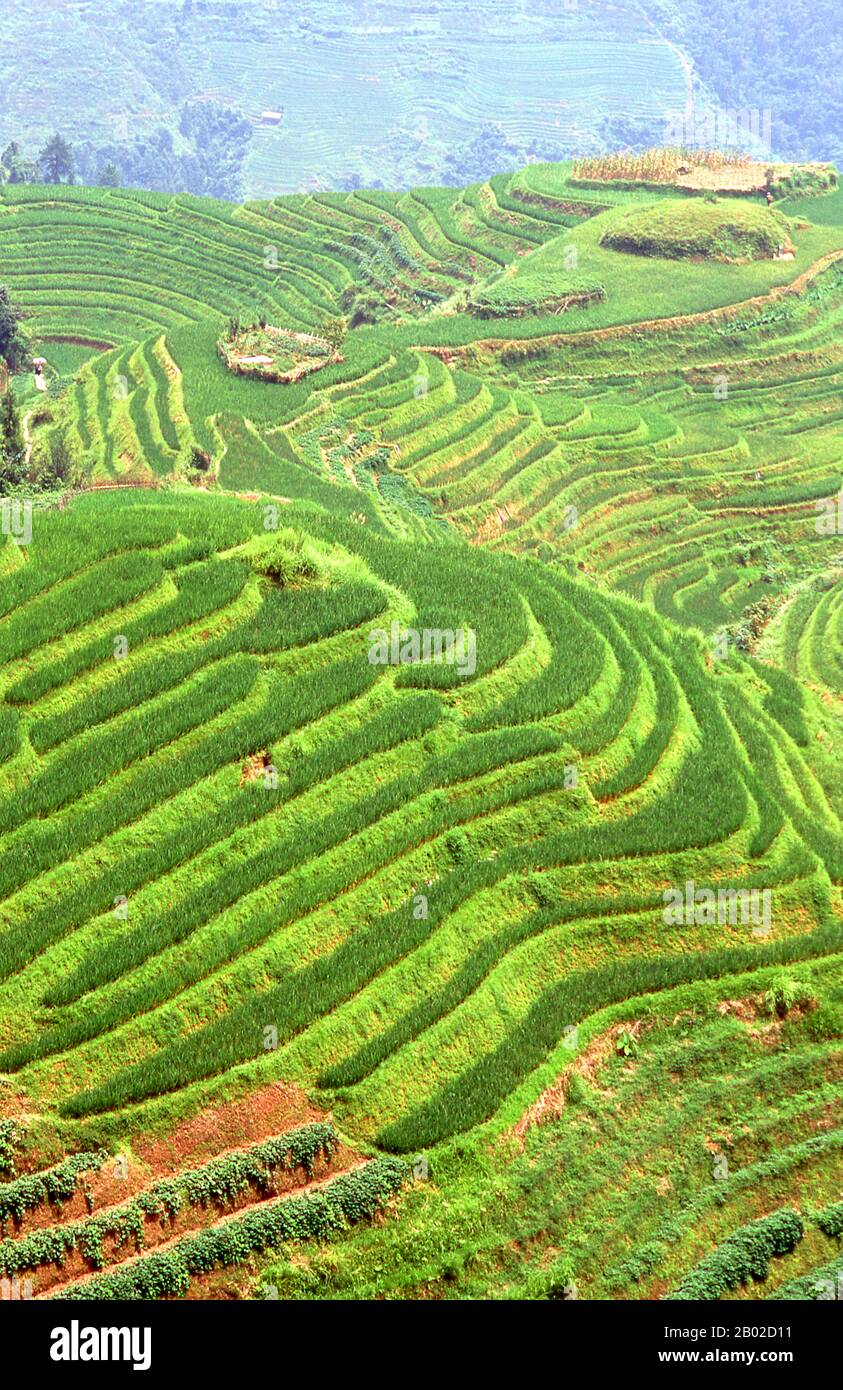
top-left (639, 36), bottom-right (695, 119)
top-left (22, 409), bottom-right (35, 467)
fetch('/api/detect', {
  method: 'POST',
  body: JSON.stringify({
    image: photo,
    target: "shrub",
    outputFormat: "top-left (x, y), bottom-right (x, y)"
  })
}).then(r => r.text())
top-left (0, 1151), bottom-right (107, 1229)
top-left (53, 1158), bottom-right (409, 1300)
top-left (249, 529), bottom-right (321, 586)
top-left (815, 1202), bottom-right (843, 1240)
top-left (0, 1120), bottom-right (23, 1178)
top-left (0, 1124), bottom-right (338, 1277)
top-left (764, 974), bottom-right (816, 1019)
top-left (668, 1209), bottom-right (804, 1299)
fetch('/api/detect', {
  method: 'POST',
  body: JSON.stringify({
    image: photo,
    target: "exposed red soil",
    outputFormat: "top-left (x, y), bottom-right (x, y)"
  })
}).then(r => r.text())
top-left (39, 1161), bottom-right (367, 1300)
top-left (4, 1083), bottom-right (336, 1241)
top-left (239, 751), bottom-right (273, 785)
top-left (136, 1081), bottom-right (327, 1175)
top-left (30, 1147), bottom-right (357, 1297)
top-left (180, 1266), bottom-right (251, 1299)
top-left (1, 1084), bottom-right (361, 1298)
top-left (511, 1020), bottom-right (642, 1143)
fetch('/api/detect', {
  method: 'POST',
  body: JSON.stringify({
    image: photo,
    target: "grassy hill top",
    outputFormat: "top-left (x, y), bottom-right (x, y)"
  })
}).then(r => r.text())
top-left (600, 198), bottom-right (796, 262)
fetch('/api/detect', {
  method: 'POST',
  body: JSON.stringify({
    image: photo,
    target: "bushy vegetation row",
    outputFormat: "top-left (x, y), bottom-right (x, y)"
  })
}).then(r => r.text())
top-left (667, 1208), bottom-right (805, 1300)
top-left (0, 1123), bottom-right (337, 1277)
top-left (0, 1151), bottom-right (107, 1228)
top-left (52, 1157), bottom-right (409, 1300)
top-left (769, 1252), bottom-right (843, 1300)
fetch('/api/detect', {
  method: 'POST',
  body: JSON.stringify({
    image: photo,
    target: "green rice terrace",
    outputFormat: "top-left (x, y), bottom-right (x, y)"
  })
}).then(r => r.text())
top-left (0, 0), bottom-right (693, 196)
top-left (0, 153), bottom-right (840, 1301)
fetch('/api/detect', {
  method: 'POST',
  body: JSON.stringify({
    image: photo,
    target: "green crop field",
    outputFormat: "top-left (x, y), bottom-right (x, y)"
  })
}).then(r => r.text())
top-left (0, 155), bottom-right (840, 1304)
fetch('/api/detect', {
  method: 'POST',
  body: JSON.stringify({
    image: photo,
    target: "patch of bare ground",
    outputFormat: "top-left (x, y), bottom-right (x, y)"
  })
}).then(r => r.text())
top-left (4, 1082), bottom-right (336, 1243)
top-left (240, 751), bottom-right (272, 785)
top-left (136, 1081), bottom-right (328, 1174)
top-left (716, 993), bottom-right (818, 1045)
top-left (512, 1021), bottom-right (644, 1142)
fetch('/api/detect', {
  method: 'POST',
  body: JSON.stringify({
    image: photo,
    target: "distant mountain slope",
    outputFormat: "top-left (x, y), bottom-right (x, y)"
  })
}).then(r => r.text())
top-left (642, 0), bottom-right (843, 168)
top-left (0, 0), bottom-right (688, 196)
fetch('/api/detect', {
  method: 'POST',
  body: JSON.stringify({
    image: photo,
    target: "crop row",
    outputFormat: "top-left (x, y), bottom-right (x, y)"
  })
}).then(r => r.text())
top-left (0, 1123), bottom-right (338, 1277)
top-left (52, 1157), bottom-right (409, 1300)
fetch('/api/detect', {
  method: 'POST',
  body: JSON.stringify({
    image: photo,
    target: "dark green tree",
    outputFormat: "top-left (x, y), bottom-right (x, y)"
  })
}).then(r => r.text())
top-left (33, 434), bottom-right (77, 490)
top-left (0, 141), bottom-right (21, 172)
top-left (0, 286), bottom-right (29, 373)
top-left (39, 133), bottom-right (76, 185)
top-left (0, 142), bottom-right (37, 185)
top-left (98, 160), bottom-right (121, 187)
top-left (0, 391), bottom-right (26, 488)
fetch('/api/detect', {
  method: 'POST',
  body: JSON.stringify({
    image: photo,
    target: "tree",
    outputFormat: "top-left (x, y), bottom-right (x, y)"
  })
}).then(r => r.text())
top-left (0, 286), bottom-right (29, 373)
top-left (0, 391), bottom-right (26, 488)
top-left (8, 157), bottom-right (39, 185)
top-left (0, 142), bottom-right (37, 185)
top-left (98, 161), bottom-right (121, 187)
top-left (1, 141), bottom-right (21, 172)
top-left (441, 123), bottom-right (524, 186)
top-left (321, 316), bottom-right (348, 352)
top-left (39, 133), bottom-right (76, 185)
top-left (32, 434), bottom-right (78, 491)
top-left (596, 115), bottom-right (671, 156)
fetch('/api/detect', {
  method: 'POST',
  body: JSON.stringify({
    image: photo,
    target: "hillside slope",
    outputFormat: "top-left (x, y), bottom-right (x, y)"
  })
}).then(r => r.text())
top-left (0, 161), bottom-right (840, 1301)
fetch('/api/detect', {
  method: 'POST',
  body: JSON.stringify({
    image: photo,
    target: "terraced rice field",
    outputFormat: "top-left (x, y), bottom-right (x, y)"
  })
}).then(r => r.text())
top-left (222, 33), bottom-right (688, 196)
top-left (0, 160), bottom-right (840, 1301)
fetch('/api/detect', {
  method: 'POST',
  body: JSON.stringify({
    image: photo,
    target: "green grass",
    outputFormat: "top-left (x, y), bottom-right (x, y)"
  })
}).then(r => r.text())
top-left (0, 160), bottom-right (840, 1303)
top-left (600, 198), bottom-right (795, 262)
